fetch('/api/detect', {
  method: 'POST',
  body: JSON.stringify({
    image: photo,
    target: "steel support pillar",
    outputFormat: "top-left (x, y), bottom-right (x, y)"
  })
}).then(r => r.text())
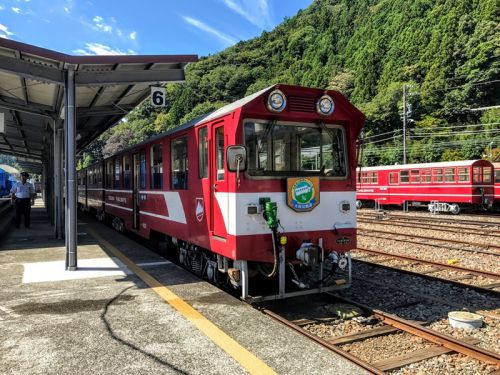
top-left (65, 67), bottom-right (77, 270)
top-left (54, 124), bottom-right (63, 239)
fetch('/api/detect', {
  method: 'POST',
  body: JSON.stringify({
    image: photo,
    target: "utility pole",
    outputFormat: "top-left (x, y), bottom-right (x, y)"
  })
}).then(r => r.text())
top-left (402, 85), bottom-right (407, 164)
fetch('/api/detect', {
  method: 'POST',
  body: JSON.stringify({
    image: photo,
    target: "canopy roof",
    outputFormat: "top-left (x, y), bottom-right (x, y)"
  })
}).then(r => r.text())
top-left (0, 38), bottom-right (197, 172)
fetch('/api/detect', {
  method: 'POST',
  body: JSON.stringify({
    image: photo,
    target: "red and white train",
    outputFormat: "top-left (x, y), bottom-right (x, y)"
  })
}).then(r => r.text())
top-left (494, 162), bottom-right (500, 207)
top-left (78, 84), bottom-right (365, 301)
top-left (356, 160), bottom-right (495, 214)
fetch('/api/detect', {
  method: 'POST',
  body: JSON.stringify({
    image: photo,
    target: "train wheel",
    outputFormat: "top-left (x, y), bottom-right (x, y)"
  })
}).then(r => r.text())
top-left (356, 200), bottom-right (362, 209)
top-left (450, 203), bottom-right (460, 215)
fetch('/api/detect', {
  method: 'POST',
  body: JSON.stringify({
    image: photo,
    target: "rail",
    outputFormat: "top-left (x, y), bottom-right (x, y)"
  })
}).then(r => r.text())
top-left (355, 247), bottom-right (500, 279)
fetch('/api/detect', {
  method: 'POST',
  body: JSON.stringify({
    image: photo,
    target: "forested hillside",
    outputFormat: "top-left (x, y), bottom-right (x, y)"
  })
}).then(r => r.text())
top-left (80, 0), bottom-right (499, 168)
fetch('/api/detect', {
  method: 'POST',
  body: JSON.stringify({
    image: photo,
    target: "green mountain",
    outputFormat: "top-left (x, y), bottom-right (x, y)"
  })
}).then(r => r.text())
top-left (83, 0), bottom-right (499, 168)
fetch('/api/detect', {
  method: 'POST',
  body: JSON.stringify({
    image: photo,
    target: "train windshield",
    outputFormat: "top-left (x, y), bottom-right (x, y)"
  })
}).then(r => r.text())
top-left (244, 120), bottom-right (347, 177)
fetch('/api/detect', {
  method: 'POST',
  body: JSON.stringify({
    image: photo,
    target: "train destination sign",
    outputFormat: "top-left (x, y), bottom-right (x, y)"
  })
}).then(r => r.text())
top-left (287, 177), bottom-right (320, 212)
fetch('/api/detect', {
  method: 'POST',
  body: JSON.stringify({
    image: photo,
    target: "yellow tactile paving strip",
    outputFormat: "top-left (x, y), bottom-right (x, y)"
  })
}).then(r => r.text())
top-left (87, 226), bottom-right (277, 375)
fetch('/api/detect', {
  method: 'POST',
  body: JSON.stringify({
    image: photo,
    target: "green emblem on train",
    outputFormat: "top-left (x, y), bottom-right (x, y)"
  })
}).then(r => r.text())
top-left (291, 179), bottom-right (316, 209)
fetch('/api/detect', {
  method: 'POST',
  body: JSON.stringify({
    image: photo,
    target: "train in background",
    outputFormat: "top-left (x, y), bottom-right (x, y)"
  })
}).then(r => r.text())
top-left (0, 165), bottom-right (18, 197)
top-left (78, 84), bottom-right (365, 301)
top-left (356, 160), bottom-right (495, 214)
top-left (494, 162), bottom-right (500, 208)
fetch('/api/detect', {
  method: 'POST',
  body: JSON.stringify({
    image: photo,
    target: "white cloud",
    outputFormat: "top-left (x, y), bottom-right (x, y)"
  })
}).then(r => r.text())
top-left (183, 16), bottom-right (237, 46)
top-left (92, 15), bottom-right (112, 33)
top-left (0, 6), bottom-right (4, 11)
top-left (129, 31), bottom-right (136, 40)
top-left (63, 6), bottom-right (70, 14)
top-left (116, 28), bottom-right (123, 37)
top-left (221, 0), bottom-right (270, 29)
top-left (0, 23), bottom-right (14, 38)
top-left (73, 42), bottom-right (136, 56)
top-left (12, 7), bottom-right (22, 14)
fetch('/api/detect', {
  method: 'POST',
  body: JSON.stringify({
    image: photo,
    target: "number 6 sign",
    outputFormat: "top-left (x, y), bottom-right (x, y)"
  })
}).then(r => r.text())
top-left (151, 87), bottom-right (166, 107)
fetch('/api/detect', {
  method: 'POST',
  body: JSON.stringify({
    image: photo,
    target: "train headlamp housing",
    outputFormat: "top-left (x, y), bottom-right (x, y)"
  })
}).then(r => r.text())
top-left (316, 95), bottom-right (334, 116)
top-left (267, 90), bottom-right (286, 113)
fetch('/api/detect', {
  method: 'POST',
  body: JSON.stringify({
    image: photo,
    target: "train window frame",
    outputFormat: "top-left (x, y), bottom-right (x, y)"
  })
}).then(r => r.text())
top-left (215, 126), bottom-right (225, 181)
top-left (198, 127), bottom-right (208, 179)
top-left (114, 157), bottom-right (122, 189)
top-left (399, 170), bottom-right (409, 183)
top-left (444, 167), bottom-right (455, 183)
top-left (150, 143), bottom-right (163, 189)
top-left (420, 169), bottom-right (431, 183)
top-left (106, 159), bottom-right (114, 188)
top-left (370, 171), bottom-right (378, 184)
top-left (389, 172), bottom-right (399, 185)
top-left (495, 169), bottom-right (500, 183)
top-left (243, 118), bottom-right (348, 180)
top-left (432, 168), bottom-right (443, 182)
top-left (410, 169), bottom-right (420, 183)
top-left (457, 167), bottom-right (470, 182)
top-left (483, 166), bottom-right (492, 183)
top-left (171, 136), bottom-right (188, 190)
top-left (123, 154), bottom-right (132, 190)
top-left (139, 151), bottom-right (147, 189)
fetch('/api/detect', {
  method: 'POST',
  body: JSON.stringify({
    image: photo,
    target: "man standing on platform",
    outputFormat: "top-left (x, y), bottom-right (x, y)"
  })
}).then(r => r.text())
top-left (10, 172), bottom-right (35, 229)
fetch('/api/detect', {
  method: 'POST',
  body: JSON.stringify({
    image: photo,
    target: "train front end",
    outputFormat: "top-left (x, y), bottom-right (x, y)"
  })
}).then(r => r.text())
top-left (223, 85), bottom-right (365, 301)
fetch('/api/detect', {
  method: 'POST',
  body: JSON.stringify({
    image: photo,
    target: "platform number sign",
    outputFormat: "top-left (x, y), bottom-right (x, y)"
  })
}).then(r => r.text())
top-left (151, 87), bottom-right (166, 107)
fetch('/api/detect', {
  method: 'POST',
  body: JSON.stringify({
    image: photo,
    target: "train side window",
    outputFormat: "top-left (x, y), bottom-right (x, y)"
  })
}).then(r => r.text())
top-left (483, 167), bottom-right (492, 183)
top-left (139, 152), bottom-right (147, 189)
top-left (458, 167), bottom-right (470, 182)
top-left (361, 172), bottom-right (369, 184)
top-left (421, 169), bottom-right (431, 183)
top-left (123, 155), bottom-right (131, 189)
top-left (432, 168), bottom-right (443, 182)
top-left (151, 144), bottom-right (163, 189)
top-left (444, 168), bottom-right (455, 182)
top-left (410, 169), bottom-right (420, 183)
top-left (495, 169), bottom-right (500, 183)
top-left (400, 170), bottom-right (409, 183)
top-left (389, 172), bottom-right (398, 184)
top-left (370, 172), bottom-right (378, 184)
top-left (171, 136), bottom-right (188, 190)
top-left (114, 158), bottom-right (121, 189)
top-left (106, 160), bottom-right (114, 188)
top-left (216, 127), bottom-right (225, 180)
top-left (198, 127), bottom-right (208, 178)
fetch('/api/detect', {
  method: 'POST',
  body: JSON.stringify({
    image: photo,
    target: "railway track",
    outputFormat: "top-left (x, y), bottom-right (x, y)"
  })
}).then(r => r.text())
top-left (358, 228), bottom-right (500, 256)
top-left (260, 294), bottom-right (500, 373)
top-left (355, 247), bottom-right (500, 281)
top-left (357, 213), bottom-right (500, 236)
top-left (358, 217), bottom-right (500, 239)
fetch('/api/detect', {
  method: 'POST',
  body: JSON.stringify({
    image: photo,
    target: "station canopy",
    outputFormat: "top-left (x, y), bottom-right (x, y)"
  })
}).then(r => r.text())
top-left (0, 38), bottom-right (197, 174)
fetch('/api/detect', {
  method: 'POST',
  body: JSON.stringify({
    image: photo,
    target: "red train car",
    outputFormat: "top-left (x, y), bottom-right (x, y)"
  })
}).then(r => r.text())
top-left (78, 84), bottom-right (365, 301)
top-left (493, 162), bottom-right (500, 207)
top-left (356, 160), bottom-right (494, 214)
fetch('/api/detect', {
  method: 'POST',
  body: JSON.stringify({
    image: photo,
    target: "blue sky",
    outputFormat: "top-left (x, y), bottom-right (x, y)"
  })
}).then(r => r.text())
top-left (0, 0), bottom-right (312, 57)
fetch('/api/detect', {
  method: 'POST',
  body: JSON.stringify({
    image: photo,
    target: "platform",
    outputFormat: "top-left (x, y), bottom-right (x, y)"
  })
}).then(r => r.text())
top-left (0, 200), bottom-right (367, 374)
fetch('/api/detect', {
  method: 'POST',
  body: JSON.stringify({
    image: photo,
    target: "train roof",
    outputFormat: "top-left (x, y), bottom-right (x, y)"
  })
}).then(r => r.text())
top-left (0, 164), bottom-right (20, 174)
top-left (357, 160), bottom-right (492, 171)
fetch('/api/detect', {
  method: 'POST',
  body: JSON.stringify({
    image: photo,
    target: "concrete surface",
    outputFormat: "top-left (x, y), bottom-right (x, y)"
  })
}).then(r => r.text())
top-left (0, 200), bottom-right (367, 375)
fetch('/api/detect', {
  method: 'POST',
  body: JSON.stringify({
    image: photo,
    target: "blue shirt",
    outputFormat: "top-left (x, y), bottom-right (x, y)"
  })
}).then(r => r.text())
top-left (10, 181), bottom-right (34, 199)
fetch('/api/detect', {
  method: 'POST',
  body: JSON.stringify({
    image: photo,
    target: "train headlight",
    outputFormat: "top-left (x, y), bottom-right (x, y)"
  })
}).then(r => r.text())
top-left (267, 90), bottom-right (286, 113)
top-left (316, 95), bottom-right (334, 116)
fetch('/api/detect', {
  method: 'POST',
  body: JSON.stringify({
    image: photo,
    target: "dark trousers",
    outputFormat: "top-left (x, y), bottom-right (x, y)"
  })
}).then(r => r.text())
top-left (15, 198), bottom-right (31, 228)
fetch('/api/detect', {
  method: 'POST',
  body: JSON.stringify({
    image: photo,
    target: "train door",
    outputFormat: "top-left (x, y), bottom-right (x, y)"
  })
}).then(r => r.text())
top-left (132, 151), bottom-right (145, 230)
top-left (210, 124), bottom-right (228, 238)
